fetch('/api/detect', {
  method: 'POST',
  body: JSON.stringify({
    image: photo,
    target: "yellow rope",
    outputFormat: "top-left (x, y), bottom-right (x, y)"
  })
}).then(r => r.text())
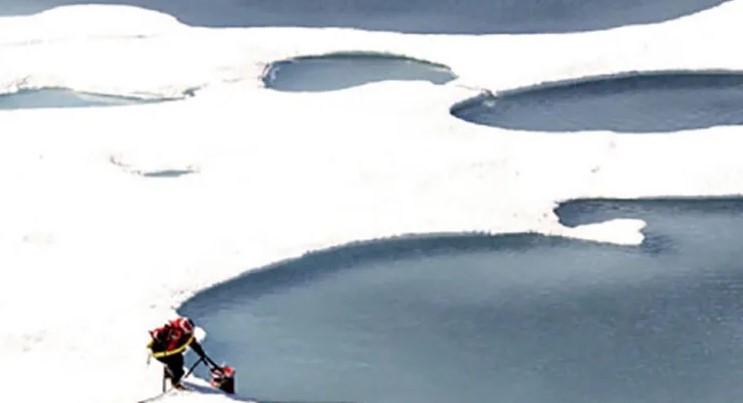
top-left (149, 335), bottom-right (194, 358)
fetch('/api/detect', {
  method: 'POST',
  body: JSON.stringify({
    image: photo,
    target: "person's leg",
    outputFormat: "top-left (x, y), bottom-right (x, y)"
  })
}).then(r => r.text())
top-left (157, 354), bottom-right (185, 388)
top-left (166, 354), bottom-right (185, 387)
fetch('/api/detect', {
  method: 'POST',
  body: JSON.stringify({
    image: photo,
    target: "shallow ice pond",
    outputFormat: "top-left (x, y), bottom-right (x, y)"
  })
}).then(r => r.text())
top-left (0, 89), bottom-right (154, 110)
top-left (181, 198), bottom-right (743, 403)
top-left (4, 0), bottom-right (731, 34)
top-left (262, 53), bottom-right (455, 92)
top-left (451, 72), bottom-right (743, 133)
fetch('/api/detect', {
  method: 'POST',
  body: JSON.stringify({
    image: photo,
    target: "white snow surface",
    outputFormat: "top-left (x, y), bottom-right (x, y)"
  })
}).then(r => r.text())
top-left (1, 2), bottom-right (743, 402)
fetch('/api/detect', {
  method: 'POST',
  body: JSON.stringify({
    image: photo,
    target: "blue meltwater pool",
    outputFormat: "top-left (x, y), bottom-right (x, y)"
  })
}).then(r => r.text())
top-left (0, 89), bottom-right (155, 109)
top-left (451, 72), bottom-right (743, 133)
top-left (3, 0), bottom-right (731, 34)
top-left (181, 198), bottom-right (743, 403)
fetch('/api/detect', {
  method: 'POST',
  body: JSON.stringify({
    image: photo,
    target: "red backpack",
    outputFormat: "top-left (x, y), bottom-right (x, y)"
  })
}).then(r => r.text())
top-left (150, 318), bottom-right (194, 353)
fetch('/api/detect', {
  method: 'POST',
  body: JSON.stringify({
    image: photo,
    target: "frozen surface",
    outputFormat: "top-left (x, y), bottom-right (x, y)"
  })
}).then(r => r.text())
top-left (451, 72), bottom-right (743, 133)
top-left (2, 2), bottom-right (743, 403)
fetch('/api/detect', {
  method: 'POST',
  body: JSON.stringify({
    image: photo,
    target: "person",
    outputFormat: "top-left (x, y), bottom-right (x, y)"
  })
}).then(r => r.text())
top-left (147, 316), bottom-right (207, 390)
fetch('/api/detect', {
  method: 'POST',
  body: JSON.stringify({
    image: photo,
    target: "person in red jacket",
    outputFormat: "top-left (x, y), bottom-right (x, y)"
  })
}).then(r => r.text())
top-left (147, 316), bottom-right (207, 390)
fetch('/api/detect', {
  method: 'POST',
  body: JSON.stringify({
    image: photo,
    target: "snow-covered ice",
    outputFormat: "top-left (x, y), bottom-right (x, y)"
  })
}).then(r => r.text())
top-left (1, 2), bottom-right (743, 403)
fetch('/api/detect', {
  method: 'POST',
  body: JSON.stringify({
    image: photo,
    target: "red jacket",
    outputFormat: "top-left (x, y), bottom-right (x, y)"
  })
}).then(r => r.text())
top-left (148, 318), bottom-right (204, 358)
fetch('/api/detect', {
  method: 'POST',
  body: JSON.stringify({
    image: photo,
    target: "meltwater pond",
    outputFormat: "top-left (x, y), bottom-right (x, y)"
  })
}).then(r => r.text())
top-left (263, 53), bottom-right (455, 92)
top-left (3, 0), bottom-right (731, 34)
top-left (0, 89), bottom-right (151, 109)
top-left (181, 198), bottom-right (743, 403)
top-left (451, 72), bottom-right (743, 133)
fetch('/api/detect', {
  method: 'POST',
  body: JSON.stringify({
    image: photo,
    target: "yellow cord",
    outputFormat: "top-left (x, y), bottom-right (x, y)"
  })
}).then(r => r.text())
top-left (149, 335), bottom-right (194, 358)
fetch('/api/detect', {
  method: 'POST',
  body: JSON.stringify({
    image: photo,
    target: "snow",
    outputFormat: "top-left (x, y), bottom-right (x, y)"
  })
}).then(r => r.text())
top-left (1, 2), bottom-right (743, 403)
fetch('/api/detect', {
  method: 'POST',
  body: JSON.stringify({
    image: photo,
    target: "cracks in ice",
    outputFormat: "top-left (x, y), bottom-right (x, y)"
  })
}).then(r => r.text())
top-left (109, 155), bottom-right (199, 178)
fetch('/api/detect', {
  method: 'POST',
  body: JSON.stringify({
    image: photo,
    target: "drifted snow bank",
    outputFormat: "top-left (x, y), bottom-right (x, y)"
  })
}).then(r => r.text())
top-left (1, 2), bottom-right (743, 403)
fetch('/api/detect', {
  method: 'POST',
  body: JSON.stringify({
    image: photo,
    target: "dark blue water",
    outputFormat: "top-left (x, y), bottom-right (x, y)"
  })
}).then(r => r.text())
top-left (3, 0), bottom-right (730, 34)
top-left (181, 198), bottom-right (743, 403)
top-left (263, 53), bottom-right (455, 92)
top-left (0, 89), bottom-right (151, 109)
top-left (451, 72), bottom-right (743, 133)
